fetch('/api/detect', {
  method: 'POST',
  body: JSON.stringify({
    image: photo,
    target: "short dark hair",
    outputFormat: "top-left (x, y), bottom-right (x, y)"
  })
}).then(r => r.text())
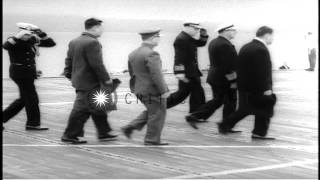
top-left (85, 18), bottom-right (102, 30)
top-left (256, 26), bottom-right (273, 37)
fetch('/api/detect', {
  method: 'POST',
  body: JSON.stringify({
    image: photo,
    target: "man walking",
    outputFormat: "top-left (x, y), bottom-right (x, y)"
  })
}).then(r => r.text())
top-left (62, 18), bottom-right (117, 144)
top-left (3, 23), bottom-right (56, 130)
top-left (218, 26), bottom-right (277, 140)
top-left (186, 24), bottom-right (239, 130)
top-left (121, 29), bottom-right (170, 145)
top-left (166, 22), bottom-right (209, 127)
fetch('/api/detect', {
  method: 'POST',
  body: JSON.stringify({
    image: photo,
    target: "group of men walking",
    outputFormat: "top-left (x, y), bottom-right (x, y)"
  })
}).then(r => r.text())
top-left (3, 17), bottom-right (277, 145)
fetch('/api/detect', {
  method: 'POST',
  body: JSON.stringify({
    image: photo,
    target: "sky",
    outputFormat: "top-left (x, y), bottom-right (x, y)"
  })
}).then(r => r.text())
top-left (3, 0), bottom-right (318, 32)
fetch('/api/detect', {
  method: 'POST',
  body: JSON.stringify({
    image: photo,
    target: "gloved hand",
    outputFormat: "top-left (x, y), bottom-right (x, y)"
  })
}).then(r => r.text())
top-left (15, 30), bottom-right (32, 39)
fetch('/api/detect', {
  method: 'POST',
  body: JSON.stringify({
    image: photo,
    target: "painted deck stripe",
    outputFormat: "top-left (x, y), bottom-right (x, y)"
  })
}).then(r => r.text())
top-left (168, 159), bottom-right (318, 179)
top-left (3, 144), bottom-right (317, 149)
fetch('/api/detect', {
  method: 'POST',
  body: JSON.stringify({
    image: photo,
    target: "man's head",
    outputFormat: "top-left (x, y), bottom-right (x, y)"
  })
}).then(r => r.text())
top-left (183, 22), bottom-right (201, 37)
top-left (216, 24), bottom-right (237, 40)
top-left (256, 26), bottom-right (274, 45)
top-left (85, 18), bottom-right (104, 37)
top-left (139, 29), bottom-right (161, 46)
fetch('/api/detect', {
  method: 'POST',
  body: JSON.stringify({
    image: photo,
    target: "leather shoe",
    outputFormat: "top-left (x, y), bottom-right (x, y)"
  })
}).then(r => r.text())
top-left (217, 122), bottom-right (241, 134)
top-left (61, 136), bottom-right (87, 144)
top-left (26, 125), bottom-right (49, 131)
top-left (251, 134), bottom-right (276, 140)
top-left (121, 126), bottom-right (134, 139)
top-left (99, 133), bottom-right (118, 141)
top-left (185, 116), bottom-right (199, 129)
top-left (144, 142), bottom-right (169, 146)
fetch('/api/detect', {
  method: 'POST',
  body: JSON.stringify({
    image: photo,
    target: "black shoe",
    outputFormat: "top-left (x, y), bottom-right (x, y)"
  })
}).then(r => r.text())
top-left (99, 133), bottom-right (118, 141)
top-left (251, 134), bottom-right (276, 140)
top-left (121, 126), bottom-right (133, 139)
top-left (144, 141), bottom-right (169, 146)
top-left (305, 68), bottom-right (314, 71)
top-left (26, 125), bottom-right (49, 131)
top-left (217, 122), bottom-right (241, 134)
top-left (185, 116), bottom-right (199, 129)
top-left (61, 136), bottom-right (87, 144)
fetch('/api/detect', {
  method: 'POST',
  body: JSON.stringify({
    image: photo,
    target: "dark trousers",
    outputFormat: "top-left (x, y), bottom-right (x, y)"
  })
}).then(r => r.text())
top-left (190, 85), bottom-right (237, 120)
top-left (167, 77), bottom-right (205, 113)
top-left (3, 78), bottom-right (40, 126)
top-left (63, 90), bottom-right (112, 138)
top-left (220, 91), bottom-right (274, 136)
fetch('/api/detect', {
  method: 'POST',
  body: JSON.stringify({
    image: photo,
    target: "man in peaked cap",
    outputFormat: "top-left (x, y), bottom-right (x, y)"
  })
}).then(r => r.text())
top-left (3, 22), bottom-right (56, 131)
top-left (166, 21), bottom-right (209, 128)
top-left (121, 28), bottom-right (170, 145)
top-left (185, 23), bottom-right (240, 130)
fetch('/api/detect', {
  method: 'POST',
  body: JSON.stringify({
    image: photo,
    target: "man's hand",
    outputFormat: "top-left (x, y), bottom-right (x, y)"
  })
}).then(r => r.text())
top-left (225, 72), bottom-right (237, 81)
top-left (161, 91), bottom-right (170, 99)
top-left (264, 90), bottom-right (272, 96)
top-left (175, 74), bottom-right (189, 83)
top-left (15, 30), bottom-right (32, 39)
top-left (200, 28), bottom-right (208, 36)
top-left (36, 70), bottom-right (42, 78)
top-left (105, 79), bottom-right (113, 85)
top-left (230, 83), bottom-right (237, 89)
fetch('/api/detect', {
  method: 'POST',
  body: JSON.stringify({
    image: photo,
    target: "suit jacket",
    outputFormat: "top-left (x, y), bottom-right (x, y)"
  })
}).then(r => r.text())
top-left (207, 36), bottom-right (237, 88)
top-left (173, 31), bottom-right (208, 78)
top-left (237, 39), bottom-right (273, 93)
top-left (64, 32), bottom-right (110, 91)
top-left (3, 37), bottom-right (56, 79)
top-left (128, 42), bottom-right (168, 96)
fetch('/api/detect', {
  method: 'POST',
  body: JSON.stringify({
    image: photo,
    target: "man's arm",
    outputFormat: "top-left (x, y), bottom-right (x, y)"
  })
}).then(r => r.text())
top-left (38, 37), bottom-right (56, 47)
top-left (254, 49), bottom-right (273, 93)
top-left (194, 28), bottom-right (209, 47)
top-left (63, 42), bottom-right (73, 79)
top-left (35, 30), bottom-right (56, 47)
top-left (85, 40), bottom-right (110, 82)
top-left (173, 39), bottom-right (187, 75)
top-left (146, 51), bottom-right (169, 94)
top-left (3, 37), bottom-right (18, 50)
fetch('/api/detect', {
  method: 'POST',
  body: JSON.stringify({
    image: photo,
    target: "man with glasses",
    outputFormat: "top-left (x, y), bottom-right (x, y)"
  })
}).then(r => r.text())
top-left (166, 22), bottom-right (209, 128)
top-left (185, 23), bottom-right (240, 130)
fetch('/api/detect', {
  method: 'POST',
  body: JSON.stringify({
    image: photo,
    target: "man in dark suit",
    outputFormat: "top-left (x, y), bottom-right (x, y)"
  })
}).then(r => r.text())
top-left (61, 18), bottom-right (117, 144)
top-left (186, 24), bottom-right (239, 129)
top-left (218, 26), bottom-right (277, 140)
top-left (121, 29), bottom-right (170, 146)
top-left (166, 22), bottom-right (209, 127)
top-left (3, 23), bottom-right (56, 130)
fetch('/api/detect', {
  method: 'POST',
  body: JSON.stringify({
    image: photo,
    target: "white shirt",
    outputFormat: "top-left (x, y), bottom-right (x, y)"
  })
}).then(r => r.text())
top-left (254, 37), bottom-right (268, 47)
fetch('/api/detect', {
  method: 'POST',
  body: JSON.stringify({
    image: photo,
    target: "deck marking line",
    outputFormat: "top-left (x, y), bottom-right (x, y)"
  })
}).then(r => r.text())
top-left (3, 129), bottom-right (201, 176)
top-left (2, 144), bottom-right (317, 150)
top-left (167, 159), bottom-right (317, 179)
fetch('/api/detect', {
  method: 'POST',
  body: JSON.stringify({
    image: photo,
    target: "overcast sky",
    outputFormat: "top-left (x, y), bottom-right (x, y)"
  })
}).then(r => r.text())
top-left (3, 0), bottom-right (318, 31)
